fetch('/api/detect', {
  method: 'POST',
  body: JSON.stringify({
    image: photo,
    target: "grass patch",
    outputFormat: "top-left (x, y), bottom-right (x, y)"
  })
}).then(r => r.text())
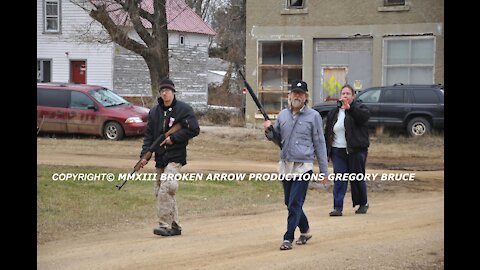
top-left (37, 165), bottom-right (284, 243)
top-left (369, 133), bottom-right (444, 158)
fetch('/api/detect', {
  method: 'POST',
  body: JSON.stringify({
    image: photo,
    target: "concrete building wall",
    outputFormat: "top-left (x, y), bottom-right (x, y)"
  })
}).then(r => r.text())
top-left (249, 0), bottom-right (444, 27)
top-left (245, 0), bottom-right (444, 126)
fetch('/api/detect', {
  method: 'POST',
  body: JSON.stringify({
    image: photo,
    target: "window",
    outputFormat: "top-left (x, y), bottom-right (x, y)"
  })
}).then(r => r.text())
top-left (70, 92), bottom-right (95, 109)
top-left (382, 89), bottom-right (405, 103)
top-left (44, 0), bottom-right (60, 33)
top-left (412, 89), bottom-right (440, 104)
top-left (384, 0), bottom-right (405, 6)
top-left (383, 37), bottom-right (434, 85)
top-left (258, 41), bottom-right (303, 114)
top-left (288, 0), bottom-right (305, 8)
top-left (37, 60), bottom-right (51, 82)
top-left (37, 89), bottom-right (69, 108)
top-left (179, 35), bottom-right (185, 46)
top-left (358, 89), bottom-right (381, 103)
top-left (287, 0), bottom-right (305, 8)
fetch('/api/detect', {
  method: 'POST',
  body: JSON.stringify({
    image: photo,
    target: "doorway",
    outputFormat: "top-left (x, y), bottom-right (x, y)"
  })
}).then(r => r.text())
top-left (70, 60), bottom-right (86, 84)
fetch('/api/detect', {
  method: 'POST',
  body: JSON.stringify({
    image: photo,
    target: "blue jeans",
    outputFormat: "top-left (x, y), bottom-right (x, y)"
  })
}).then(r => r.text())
top-left (282, 171), bottom-right (311, 241)
top-left (331, 147), bottom-right (368, 211)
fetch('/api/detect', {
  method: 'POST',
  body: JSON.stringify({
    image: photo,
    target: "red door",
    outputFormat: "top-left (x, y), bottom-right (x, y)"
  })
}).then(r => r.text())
top-left (71, 60), bottom-right (86, 84)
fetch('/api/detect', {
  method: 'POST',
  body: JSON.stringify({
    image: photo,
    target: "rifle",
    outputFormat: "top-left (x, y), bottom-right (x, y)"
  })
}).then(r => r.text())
top-left (238, 70), bottom-right (282, 149)
top-left (116, 122), bottom-right (183, 190)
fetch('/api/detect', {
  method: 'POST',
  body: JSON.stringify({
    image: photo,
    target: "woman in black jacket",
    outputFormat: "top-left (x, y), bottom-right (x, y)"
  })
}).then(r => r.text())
top-left (324, 84), bottom-right (370, 216)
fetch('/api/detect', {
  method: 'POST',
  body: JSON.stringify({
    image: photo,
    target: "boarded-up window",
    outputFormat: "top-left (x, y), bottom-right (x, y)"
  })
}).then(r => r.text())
top-left (322, 67), bottom-right (346, 101)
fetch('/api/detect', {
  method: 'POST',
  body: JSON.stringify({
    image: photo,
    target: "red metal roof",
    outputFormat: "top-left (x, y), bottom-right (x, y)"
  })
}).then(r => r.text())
top-left (103, 0), bottom-right (216, 36)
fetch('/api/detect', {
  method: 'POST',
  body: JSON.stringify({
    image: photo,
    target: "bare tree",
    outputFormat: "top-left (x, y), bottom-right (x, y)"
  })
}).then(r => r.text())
top-left (210, 0), bottom-right (245, 95)
top-left (211, 0), bottom-right (244, 67)
top-left (73, 0), bottom-right (172, 96)
top-left (184, 0), bottom-right (216, 22)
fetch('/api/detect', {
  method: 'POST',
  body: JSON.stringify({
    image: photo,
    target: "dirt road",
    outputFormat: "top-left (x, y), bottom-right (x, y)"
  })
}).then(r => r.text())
top-left (37, 126), bottom-right (444, 269)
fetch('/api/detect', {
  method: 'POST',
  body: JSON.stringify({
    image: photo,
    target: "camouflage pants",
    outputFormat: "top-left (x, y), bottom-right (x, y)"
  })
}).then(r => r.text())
top-left (155, 162), bottom-right (182, 230)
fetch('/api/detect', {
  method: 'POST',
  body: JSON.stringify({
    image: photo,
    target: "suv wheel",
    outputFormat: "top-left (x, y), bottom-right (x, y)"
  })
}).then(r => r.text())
top-left (104, 122), bottom-right (124, 141)
top-left (407, 117), bottom-right (430, 137)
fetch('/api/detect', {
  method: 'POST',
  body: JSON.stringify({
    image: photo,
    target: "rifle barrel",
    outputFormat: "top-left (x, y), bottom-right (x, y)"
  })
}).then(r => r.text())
top-left (239, 70), bottom-right (270, 121)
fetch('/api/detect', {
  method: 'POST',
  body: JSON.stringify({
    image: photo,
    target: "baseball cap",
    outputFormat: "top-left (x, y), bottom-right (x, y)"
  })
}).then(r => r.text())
top-left (290, 80), bottom-right (308, 93)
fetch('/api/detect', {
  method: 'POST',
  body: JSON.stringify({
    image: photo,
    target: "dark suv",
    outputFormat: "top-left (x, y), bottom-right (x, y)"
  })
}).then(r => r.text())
top-left (312, 84), bottom-right (444, 136)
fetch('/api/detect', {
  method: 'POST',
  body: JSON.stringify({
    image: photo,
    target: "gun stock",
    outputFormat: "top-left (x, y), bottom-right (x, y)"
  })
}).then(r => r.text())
top-left (239, 70), bottom-right (282, 149)
top-left (116, 122), bottom-right (183, 190)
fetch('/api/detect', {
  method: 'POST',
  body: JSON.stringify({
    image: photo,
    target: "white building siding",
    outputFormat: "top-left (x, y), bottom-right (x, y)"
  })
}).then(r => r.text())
top-left (37, 0), bottom-right (114, 89)
top-left (127, 30), bottom-right (210, 51)
top-left (169, 32), bottom-right (210, 51)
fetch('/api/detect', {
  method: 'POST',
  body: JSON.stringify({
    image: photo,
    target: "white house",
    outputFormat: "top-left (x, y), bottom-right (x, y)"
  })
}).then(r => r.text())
top-left (37, 0), bottom-right (216, 110)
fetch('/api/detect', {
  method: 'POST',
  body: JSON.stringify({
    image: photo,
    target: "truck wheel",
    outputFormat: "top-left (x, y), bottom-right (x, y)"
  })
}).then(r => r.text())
top-left (407, 117), bottom-right (430, 137)
top-left (104, 122), bottom-right (124, 141)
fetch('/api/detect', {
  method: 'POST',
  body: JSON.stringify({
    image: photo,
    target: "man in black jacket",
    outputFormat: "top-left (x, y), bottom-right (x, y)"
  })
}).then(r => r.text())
top-left (139, 78), bottom-right (200, 236)
top-left (324, 84), bottom-right (370, 216)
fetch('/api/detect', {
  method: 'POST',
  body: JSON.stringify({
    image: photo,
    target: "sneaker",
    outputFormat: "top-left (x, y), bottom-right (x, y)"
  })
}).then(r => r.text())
top-left (329, 210), bottom-right (343, 216)
top-left (355, 204), bottom-right (369, 214)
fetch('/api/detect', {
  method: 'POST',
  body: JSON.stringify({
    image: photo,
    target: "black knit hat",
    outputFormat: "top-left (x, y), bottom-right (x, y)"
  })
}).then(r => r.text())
top-left (159, 78), bottom-right (176, 92)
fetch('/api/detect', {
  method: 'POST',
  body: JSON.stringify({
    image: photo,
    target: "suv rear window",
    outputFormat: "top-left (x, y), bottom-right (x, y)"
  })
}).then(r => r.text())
top-left (37, 88), bottom-right (69, 108)
top-left (412, 89), bottom-right (440, 104)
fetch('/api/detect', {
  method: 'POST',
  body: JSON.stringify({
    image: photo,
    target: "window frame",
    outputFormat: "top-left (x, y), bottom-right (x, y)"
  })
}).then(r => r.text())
top-left (43, 0), bottom-right (61, 33)
top-left (382, 36), bottom-right (435, 85)
top-left (179, 35), bottom-right (185, 46)
top-left (384, 0), bottom-right (406, 6)
top-left (257, 40), bottom-right (304, 116)
top-left (287, 0), bottom-right (305, 9)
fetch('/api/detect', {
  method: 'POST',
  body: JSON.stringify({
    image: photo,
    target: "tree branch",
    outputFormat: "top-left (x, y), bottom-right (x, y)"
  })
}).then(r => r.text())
top-left (123, 0), bottom-right (154, 46)
top-left (89, 3), bottom-right (148, 56)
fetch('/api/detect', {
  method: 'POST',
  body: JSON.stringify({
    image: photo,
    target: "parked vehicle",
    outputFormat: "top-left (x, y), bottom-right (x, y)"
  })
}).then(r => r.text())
top-left (312, 84), bottom-right (444, 136)
top-left (37, 82), bottom-right (149, 140)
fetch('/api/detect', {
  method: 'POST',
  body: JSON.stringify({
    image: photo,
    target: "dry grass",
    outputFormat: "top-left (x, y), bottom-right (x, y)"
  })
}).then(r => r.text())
top-left (197, 110), bottom-right (246, 127)
top-left (37, 164), bottom-right (285, 244)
